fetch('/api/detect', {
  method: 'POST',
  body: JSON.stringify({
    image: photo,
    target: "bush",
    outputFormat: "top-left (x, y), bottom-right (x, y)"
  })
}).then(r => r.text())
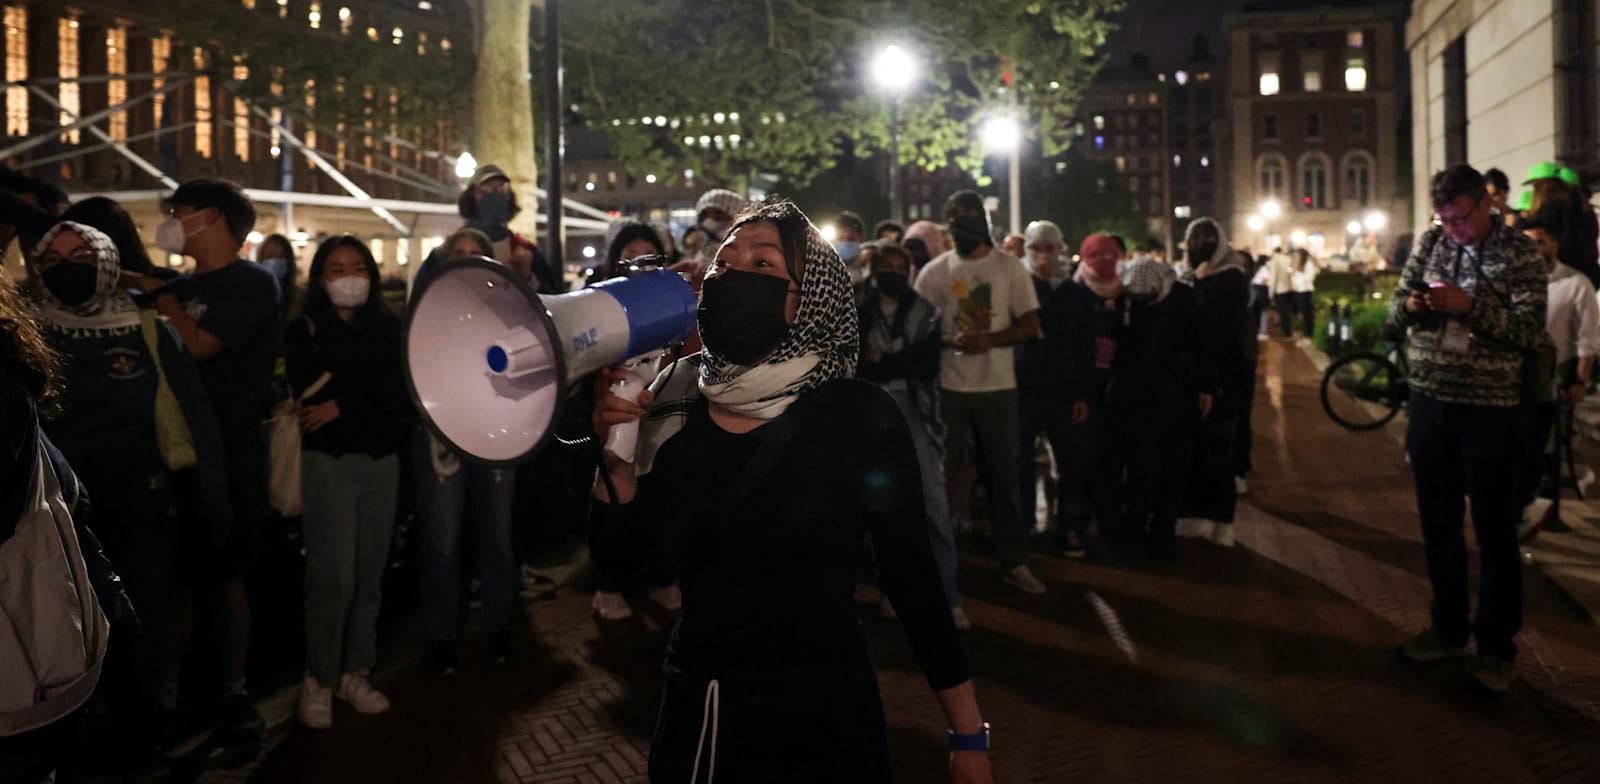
top-left (1310, 271), bottom-right (1399, 355)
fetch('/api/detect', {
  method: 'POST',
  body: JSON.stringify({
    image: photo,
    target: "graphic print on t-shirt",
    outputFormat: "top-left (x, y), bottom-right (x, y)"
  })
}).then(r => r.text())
top-left (105, 346), bottom-right (148, 380)
top-left (951, 276), bottom-right (993, 335)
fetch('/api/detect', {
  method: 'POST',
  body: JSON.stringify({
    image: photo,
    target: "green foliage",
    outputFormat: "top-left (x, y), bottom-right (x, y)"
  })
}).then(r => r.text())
top-left (156, 1), bottom-right (474, 146)
top-left (559, 0), bottom-right (1126, 188)
top-left (1311, 271), bottom-right (1400, 354)
top-left (1025, 156), bottom-right (1153, 247)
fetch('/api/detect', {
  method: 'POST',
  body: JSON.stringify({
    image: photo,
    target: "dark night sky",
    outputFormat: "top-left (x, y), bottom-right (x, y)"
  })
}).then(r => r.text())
top-left (1104, 0), bottom-right (1374, 66)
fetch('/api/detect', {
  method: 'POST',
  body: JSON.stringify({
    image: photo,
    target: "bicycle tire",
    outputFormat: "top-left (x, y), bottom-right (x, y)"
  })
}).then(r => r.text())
top-left (1321, 351), bottom-right (1406, 432)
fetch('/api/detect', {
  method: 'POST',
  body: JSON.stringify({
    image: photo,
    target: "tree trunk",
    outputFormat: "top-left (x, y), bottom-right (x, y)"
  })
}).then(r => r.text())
top-left (470, 0), bottom-right (539, 239)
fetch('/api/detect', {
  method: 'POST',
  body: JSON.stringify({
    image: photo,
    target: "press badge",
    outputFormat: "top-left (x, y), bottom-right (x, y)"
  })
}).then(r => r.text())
top-left (1440, 318), bottom-right (1472, 354)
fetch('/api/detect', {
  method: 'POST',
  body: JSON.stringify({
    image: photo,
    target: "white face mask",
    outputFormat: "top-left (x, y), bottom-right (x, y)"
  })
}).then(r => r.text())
top-left (326, 276), bottom-right (371, 308)
top-left (154, 211), bottom-right (206, 255)
top-left (700, 218), bottom-right (730, 241)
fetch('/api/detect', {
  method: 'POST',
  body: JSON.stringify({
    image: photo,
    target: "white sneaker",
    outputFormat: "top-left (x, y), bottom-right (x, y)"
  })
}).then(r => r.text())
top-left (1211, 523), bottom-right (1236, 548)
top-left (1235, 476), bottom-right (1249, 494)
top-left (1001, 564), bottom-right (1047, 595)
top-left (951, 605), bottom-right (972, 631)
top-left (648, 583), bottom-right (682, 611)
top-left (337, 671), bottom-right (390, 715)
top-left (1175, 518), bottom-right (1214, 539)
top-left (298, 675), bottom-right (332, 729)
top-left (879, 596), bottom-right (899, 620)
top-left (592, 591), bottom-right (633, 621)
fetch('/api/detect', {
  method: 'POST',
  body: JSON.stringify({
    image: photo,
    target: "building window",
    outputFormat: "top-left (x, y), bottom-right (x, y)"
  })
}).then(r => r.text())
top-left (1344, 153), bottom-right (1373, 207)
top-left (338, 6), bottom-right (352, 34)
top-left (309, 1), bottom-right (322, 28)
top-left (58, 18), bottom-right (80, 143)
top-left (1147, 92), bottom-right (1158, 105)
top-left (1093, 134), bottom-right (1105, 151)
top-left (233, 63), bottom-right (250, 161)
top-left (370, 238), bottom-right (385, 265)
top-left (1443, 36), bottom-right (1467, 163)
top-left (1302, 51), bottom-right (1323, 92)
top-left (1125, 93), bottom-right (1136, 106)
top-left (1350, 107), bottom-right (1367, 135)
top-left (1555, 0), bottom-right (1598, 168)
top-left (1347, 30), bottom-right (1365, 48)
top-left (276, 0), bottom-right (289, 18)
top-left (1257, 154), bottom-right (1287, 200)
top-left (1115, 155), bottom-right (1127, 172)
top-left (1259, 51), bottom-right (1281, 96)
top-left (5, 6), bottom-right (25, 137)
top-left (101, 27), bottom-right (127, 141)
top-left (1345, 56), bottom-right (1368, 92)
top-left (151, 35), bottom-right (169, 130)
top-left (1300, 155), bottom-right (1329, 209)
top-left (193, 49), bottom-right (211, 157)
top-left (391, 27), bottom-right (403, 46)
top-left (395, 237), bottom-right (409, 268)
top-left (303, 79), bottom-right (315, 164)
top-left (1173, 205), bottom-right (1192, 219)
top-left (1149, 195), bottom-right (1161, 214)
top-left (1200, 155), bottom-right (1210, 168)
top-left (1173, 154), bottom-right (1182, 168)
top-left (1307, 111), bottom-right (1322, 139)
top-left (1129, 174), bottom-right (1140, 192)
top-left (1263, 113), bottom-right (1278, 140)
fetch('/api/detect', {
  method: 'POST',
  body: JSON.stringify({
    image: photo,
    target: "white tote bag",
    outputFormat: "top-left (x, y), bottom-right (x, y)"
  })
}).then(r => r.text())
top-left (266, 371), bottom-right (331, 518)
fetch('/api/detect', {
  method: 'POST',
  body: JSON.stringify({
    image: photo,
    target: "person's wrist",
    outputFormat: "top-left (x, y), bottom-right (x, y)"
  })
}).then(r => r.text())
top-left (947, 722), bottom-right (990, 752)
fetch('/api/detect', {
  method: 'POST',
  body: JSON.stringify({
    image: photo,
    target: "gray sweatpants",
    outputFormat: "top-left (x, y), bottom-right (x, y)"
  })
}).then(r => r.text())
top-left (941, 388), bottom-right (1028, 570)
top-left (302, 450), bottom-right (399, 688)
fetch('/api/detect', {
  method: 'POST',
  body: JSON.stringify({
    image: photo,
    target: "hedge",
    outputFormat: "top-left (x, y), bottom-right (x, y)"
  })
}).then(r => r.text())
top-left (1310, 271), bottom-right (1399, 355)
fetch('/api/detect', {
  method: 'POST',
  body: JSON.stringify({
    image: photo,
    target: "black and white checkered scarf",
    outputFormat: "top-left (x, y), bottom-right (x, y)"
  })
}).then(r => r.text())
top-left (29, 221), bottom-right (141, 335)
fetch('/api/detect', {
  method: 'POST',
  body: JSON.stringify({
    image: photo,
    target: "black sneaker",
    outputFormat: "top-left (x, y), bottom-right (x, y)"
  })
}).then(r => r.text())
top-left (487, 629), bottom-right (515, 665)
top-left (215, 692), bottom-right (265, 743)
top-left (426, 639), bottom-right (459, 675)
top-left (1061, 530), bottom-right (1088, 559)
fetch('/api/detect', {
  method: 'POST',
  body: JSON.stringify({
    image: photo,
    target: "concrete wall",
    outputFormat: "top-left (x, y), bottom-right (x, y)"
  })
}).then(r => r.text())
top-left (1408, 0), bottom-right (1558, 232)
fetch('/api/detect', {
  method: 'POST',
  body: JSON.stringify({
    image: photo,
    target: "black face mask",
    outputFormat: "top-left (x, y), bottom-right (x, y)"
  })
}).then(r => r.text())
top-left (698, 269), bottom-right (793, 365)
top-left (42, 263), bottom-right (98, 307)
top-left (874, 271), bottom-right (909, 298)
top-left (949, 214), bottom-right (992, 257)
top-left (1188, 236), bottom-right (1219, 263)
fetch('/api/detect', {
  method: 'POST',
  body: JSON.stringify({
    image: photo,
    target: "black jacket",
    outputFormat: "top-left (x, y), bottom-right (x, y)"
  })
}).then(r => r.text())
top-left (285, 312), bottom-right (412, 458)
top-left (1111, 284), bottom-right (1207, 416)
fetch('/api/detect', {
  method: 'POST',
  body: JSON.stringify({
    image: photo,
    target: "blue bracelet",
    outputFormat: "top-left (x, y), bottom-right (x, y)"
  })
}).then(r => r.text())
top-left (947, 722), bottom-right (991, 751)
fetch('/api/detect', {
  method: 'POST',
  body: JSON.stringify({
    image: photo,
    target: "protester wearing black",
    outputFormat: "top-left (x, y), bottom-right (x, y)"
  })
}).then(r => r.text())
top-left (1059, 234), bottom-right (1129, 552)
top-left (1388, 165), bottom-right (1547, 693)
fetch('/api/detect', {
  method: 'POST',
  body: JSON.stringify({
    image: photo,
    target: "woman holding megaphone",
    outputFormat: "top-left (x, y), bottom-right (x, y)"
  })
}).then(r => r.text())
top-left (592, 201), bottom-right (992, 784)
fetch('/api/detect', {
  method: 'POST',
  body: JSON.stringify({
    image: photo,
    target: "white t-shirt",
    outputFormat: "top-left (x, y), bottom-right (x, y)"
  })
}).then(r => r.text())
top-left (913, 248), bottom-right (1040, 393)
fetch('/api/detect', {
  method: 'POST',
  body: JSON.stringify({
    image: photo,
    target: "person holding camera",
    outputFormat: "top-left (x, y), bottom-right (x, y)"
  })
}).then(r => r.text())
top-left (1387, 164), bottom-right (1548, 693)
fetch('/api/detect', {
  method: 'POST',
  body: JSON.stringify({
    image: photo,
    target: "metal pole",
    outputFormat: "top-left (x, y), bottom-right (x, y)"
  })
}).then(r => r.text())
top-left (24, 84), bottom-right (179, 189)
top-left (544, 0), bottom-right (564, 270)
top-left (280, 115), bottom-right (295, 239)
top-left (1008, 146), bottom-right (1021, 235)
top-left (889, 98), bottom-right (902, 224)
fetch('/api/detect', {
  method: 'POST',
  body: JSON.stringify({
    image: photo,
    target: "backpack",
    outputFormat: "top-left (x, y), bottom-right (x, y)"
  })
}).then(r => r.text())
top-left (0, 444), bottom-right (109, 736)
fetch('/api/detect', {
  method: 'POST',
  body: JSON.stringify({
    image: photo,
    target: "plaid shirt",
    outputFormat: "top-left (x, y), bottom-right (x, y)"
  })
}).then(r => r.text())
top-left (1386, 223), bottom-right (1548, 407)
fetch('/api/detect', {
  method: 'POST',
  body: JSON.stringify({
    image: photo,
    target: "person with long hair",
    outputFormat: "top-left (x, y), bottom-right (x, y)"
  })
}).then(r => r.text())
top-left (255, 233), bottom-right (300, 317)
top-left (284, 236), bottom-right (411, 728)
top-left (593, 201), bottom-right (991, 782)
top-left (1291, 248), bottom-right (1319, 338)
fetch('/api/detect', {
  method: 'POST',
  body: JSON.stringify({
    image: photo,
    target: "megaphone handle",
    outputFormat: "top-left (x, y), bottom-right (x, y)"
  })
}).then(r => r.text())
top-left (603, 359), bottom-right (660, 464)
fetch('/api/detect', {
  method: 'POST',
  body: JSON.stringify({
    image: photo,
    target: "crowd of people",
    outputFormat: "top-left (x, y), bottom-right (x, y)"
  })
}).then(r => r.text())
top-left (8, 154), bottom-right (1595, 781)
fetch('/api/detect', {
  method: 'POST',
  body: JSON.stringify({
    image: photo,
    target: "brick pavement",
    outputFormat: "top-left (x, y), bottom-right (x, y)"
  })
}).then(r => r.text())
top-left (226, 340), bottom-right (1600, 783)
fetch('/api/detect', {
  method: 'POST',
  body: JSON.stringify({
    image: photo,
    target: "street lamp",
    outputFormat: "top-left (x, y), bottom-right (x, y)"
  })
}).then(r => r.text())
top-left (1260, 200), bottom-right (1282, 219)
top-left (454, 151), bottom-right (477, 180)
top-left (872, 44), bottom-right (916, 224)
top-left (1247, 214), bottom-right (1266, 232)
top-left (1346, 220), bottom-right (1362, 235)
top-left (982, 115), bottom-right (1023, 235)
top-left (1363, 210), bottom-right (1387, 232)
top-left (1290, 229), bottom-right (1307, 247)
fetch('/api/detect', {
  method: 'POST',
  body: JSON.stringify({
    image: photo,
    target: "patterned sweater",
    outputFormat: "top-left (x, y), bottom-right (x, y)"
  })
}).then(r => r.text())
top-left (1385, 224), bottom-right (1547, 407)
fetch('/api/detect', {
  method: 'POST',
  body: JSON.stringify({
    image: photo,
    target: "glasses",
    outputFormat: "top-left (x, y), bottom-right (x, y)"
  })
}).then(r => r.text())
top-left (35, 247), bottom-right (97, 267)
top-left (1434, 198), bottom-right (1484, 229)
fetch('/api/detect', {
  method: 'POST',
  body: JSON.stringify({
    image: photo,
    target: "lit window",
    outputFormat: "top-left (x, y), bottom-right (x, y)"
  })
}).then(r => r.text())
top-left (106, 28), bottom-right (127, 141)
top-left (388, 87), bottom-right (399, 166)
top-left (338, 6), bottom-right (351, 34)
top-left (234, 62), bottom-right (250, 161)
top-left (1115, 156), bottom-right (1127, 172)
top-left (303, 79), bottom-right (316, 164)
top-left (367, 27), bottom-right (378, 41)
top-left (4, 6), bottom-right (24, 137)
top-left (1173, 205), bottom-right (1192, 219)
top-left (242, 0), bottom-right (255, 7)
top-left (193, 49), bottom-right (211, 157)
top-left (58, 18), bottom-right (80, 143)
top-left (1347, 30), bottom-right (1364, 49)
top-left (276, 0), bottom-right (289, 18)
top-left (440, 37), bottom-right (450, 51)
top-left (1147, 92), bottom-right (1158, 105)
top-left (1259, 72), bottom-right (1279, 96)
top-left (1093, 134), bottom-right (1105, 151)
top-left (1345, 57), bottom-right (1367, 91)
top-left (151, 35), bottom-right (169, 131)
top-left (362, 85), bottom-right (375, 168)
top-left (1173, 154), bottom-right (1182, 168)
top-left (391, 27), bottom-right (403, 45)
top-left (370, 238), bottom-right (385, 265)
top-left (1303, 51), bottom-right (1323, 92)
top-left (1200, 155), bottom-right (1210, 168)
top-left (308, 1), bottom-right (321, 28)
top-left (396, 237), bottom-right (409, 267)
top-left (1258, 52), bottom-right (1280, 96)
top-left (1125, 93), bottom-right (1136, 106)
top-left (1175, 70), bottom-right (1189, 86)
top-left (416, 31), bottom-right (427, 56)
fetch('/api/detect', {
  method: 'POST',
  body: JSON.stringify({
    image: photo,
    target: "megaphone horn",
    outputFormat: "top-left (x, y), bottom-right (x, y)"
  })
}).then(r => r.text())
top-left (404, 256), bottom-right (697, 465)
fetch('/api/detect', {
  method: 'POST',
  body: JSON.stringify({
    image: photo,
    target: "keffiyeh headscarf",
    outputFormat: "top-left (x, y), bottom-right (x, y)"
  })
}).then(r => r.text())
top-left (1180, 217), bottom-right (1248, 282)
top-left (698, 201), bottom-right (859, 419)
top-left (29, 221), bottom-right (140, 334)
top-left (1121, 255), bottom-right (1177, 304)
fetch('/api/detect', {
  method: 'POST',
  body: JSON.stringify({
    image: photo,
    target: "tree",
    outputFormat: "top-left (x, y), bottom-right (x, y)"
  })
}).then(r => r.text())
top-left (557, 0), bottom-right (1126, 189)
top-left (1025, 156), bottom-right (1157, 249)
top-left (468, 0), bottom-right (539, 238)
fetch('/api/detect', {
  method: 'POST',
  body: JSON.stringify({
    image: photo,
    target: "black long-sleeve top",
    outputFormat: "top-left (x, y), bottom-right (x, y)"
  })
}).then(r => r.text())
top-left (608, 378), bottom-right (968, 691)
top-left (1192, 263), bottom-right (1258, 408)
top-left (284, 312), bottom-right (412, 458)
top-left (1112, 284), bottom-right (1208, 415)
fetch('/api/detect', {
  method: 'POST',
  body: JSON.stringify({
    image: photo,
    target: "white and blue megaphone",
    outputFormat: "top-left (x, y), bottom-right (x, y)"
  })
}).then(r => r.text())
top-left (404, 256), bottom-right (697, 465)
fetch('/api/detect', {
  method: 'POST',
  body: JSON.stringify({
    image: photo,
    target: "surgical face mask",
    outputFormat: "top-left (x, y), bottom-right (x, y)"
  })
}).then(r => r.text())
top-left (698, 268), bottom-right (793, 365)
top-left (833, 240), bottom-right (862, 264)
top-left (700, 218), bottom-right (731, 242)
top-left (326, 275), bottom-right (371, 308)
top-left (948, 214), bottom-right (992, 257)
top-left (41, 262), bottom-right (99, 306)
top-left (259, 257), bottom-right (289, 279)
top-left (155, 211), bottom-right (207, 255)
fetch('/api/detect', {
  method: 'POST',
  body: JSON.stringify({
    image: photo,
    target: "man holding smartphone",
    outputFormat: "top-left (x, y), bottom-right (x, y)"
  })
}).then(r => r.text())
top-left (1386, 164), bottom-right (1547, 693)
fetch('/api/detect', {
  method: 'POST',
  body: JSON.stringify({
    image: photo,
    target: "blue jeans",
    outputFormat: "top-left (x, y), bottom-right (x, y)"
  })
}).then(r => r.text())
top-left (1406, 393), bottom-right (1525, 660)
top-left (413, 431), bottom-right (517, 642)
top-left (888, 387), bottom-right (959, 606)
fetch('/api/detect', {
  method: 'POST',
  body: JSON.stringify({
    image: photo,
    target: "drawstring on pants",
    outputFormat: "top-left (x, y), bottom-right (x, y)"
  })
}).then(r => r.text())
top-left (690, 678), bottom-right (721, 784)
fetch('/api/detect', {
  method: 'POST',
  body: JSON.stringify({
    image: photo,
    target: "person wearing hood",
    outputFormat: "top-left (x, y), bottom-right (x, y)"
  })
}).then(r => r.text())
top-left (1113, 257), bottom-right (1207, 560)
top-left (456, 164), bottom-right (562, 294)
top-left (691, 188), bottom-right (749, 266)
top-left (254, 233), bottom-right (300, 319)
top-left (592, 200), bottom-right (990, 783)
top-left (904, 220), bottom-right (951, 270)
top-left (834, 210), bottom-right (868, 284)
top-left (1014, 220), bottom-right (1091, 558)
top-left (855, 241), bottom-right (967, 628)
top-left (28, 221), bottom-right (229, 759)
top-left (1175, 217), bottom-right (1257, 548)
top-left (913, 190), bottom-right (1045, 595)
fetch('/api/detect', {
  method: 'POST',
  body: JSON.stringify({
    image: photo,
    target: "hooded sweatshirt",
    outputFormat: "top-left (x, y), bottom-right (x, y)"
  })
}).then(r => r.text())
top-left (31, 223), bottom-right (230, 523)
top-left (1181, 218), bottom-right (1258, 408)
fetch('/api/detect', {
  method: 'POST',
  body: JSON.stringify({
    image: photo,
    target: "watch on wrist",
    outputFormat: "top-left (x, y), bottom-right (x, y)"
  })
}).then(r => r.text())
top-left (947, 722), bottom-right (990, 752)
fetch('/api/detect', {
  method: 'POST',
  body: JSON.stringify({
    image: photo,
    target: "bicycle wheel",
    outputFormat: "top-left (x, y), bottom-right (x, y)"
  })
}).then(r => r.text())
top-left (1321, 351), bottom-right (1406, 431)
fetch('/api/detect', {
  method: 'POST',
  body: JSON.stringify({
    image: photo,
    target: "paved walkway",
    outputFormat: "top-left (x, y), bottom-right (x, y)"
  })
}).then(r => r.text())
top-left (222, 340), bottom-right (1600, 783)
